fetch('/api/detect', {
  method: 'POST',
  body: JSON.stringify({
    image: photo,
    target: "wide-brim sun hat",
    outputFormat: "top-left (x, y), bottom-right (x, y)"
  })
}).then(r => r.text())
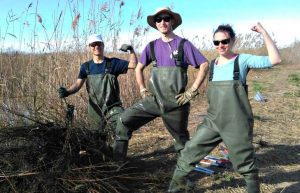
top-left (87, 34), bottom-right (104, 45)
top-left (147, 7), bottom-right (182, 30)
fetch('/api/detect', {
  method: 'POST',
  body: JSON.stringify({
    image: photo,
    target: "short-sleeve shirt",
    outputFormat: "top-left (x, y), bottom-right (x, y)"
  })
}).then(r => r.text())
top-left (139, 35), bottom-right (207, 68)
top-left (78, 57), bottom-right (129, 79)
top-left (212, 54), bottom-right (272, 84)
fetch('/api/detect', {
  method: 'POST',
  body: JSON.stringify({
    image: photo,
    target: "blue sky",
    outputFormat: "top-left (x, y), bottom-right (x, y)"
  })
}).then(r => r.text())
top-left (1, 0), bottom-right (300, 52)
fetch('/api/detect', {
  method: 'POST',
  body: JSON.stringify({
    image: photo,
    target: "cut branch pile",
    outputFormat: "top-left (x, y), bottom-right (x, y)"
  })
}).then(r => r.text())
top-left (0, 124), bottom-right (147, 193)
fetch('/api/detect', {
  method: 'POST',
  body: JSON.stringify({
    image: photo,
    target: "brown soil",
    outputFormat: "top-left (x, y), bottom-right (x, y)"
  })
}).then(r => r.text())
top-left (124, 64), bottom-right (300, 193)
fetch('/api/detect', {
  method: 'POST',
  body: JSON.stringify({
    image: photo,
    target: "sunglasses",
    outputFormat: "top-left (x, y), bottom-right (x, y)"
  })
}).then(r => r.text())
top-left (89, 42), bottom-right (103, 47)
top-left (154, 16), bottom-right (171, 23)
top-left (213, 38), bottom-right (231, 46)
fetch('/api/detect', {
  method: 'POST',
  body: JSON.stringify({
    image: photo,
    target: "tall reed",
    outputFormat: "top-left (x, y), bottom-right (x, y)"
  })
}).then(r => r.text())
top-left (1, 1), bottom-right (298, 128)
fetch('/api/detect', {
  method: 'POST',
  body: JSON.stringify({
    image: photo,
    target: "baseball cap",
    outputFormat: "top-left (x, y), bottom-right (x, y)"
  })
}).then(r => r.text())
top-left (87, 34), bottom-right (104, 45)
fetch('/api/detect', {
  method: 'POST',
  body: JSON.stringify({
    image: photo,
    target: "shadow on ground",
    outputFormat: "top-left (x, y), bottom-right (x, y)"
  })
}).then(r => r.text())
top-left (122, 142), bottom-right (300, 192)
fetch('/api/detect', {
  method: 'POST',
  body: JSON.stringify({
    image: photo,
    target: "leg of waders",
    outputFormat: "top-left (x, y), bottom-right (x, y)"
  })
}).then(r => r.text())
top-left (113, 99), bottom-right (160, 161)
top-left (168, 167), bottom-right (194, 193)
top-left (97, 139), bottom-right (114, 161)
top-left (112, 140), bottom-right (128, 162)
top-left (162, 104), bottom-right (190, 152)
top-left (168, 121), bottom-right (222, 192)
top-left (221, 124), bottom-right (259, 192)
top-left (105, 106), bottom-right (124, 145)
top-left (80, 131), bottom-right (113, 163)
top-left (113, 118), bottom-right (130, 162)
top-left (244, 173), bottom-right (260, 193)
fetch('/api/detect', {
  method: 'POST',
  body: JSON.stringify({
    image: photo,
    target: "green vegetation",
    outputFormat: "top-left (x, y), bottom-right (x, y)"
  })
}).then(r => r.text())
top-left (252, 81), bottom-right (264, 92)
top-left (288, 73), bottom-right (300, 86)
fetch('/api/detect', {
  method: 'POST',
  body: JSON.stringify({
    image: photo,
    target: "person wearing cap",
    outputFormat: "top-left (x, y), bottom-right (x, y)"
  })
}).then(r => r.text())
top-left (112, 7), bottom-right (209, 161)
top-left (168, 23), bottom-right (281, 193)
top-left (58, 34), bottom-right (137, 152)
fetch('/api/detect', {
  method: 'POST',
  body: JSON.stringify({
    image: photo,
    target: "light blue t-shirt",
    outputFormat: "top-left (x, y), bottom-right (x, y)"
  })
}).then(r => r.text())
top-left (212, 54), bottom-right (272, 84)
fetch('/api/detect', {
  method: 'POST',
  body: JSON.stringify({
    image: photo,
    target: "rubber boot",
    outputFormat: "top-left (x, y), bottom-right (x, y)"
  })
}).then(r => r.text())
top-left (245, 178), bottom-right (260, 193)
top-left (98, 139), bottom-right (114, 161)
top-left (168, 168), bottom-right (194, 193)
top-left (112, 140), bottom-right (128, 162)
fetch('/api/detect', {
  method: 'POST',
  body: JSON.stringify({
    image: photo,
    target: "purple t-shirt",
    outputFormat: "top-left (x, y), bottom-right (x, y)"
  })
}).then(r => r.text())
top-left (139, 35), bottom-right (207, 68)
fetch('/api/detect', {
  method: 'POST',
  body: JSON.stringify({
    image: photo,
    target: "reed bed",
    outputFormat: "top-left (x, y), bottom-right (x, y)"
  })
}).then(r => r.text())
top-left (1, 0), bottom-right (300, 192)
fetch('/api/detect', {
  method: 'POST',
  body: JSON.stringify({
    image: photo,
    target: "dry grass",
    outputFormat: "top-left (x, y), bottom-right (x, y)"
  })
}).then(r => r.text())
top-left (1, 42), bottom-right (300, 193)
top-left (1, 1), bottom-right (300, 192)
top-left (126, 62), bottom-right (300, 193)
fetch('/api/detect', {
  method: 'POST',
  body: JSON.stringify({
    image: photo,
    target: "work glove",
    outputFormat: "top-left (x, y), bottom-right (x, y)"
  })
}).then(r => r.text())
top-left (119, 44), bottom-right (133, 52)
top-left (140, 88), bottom-right (152, 99)
top-left (58, 86), bottom-right (69, 98)
top-left (175, 86), bottom-right (199, 106)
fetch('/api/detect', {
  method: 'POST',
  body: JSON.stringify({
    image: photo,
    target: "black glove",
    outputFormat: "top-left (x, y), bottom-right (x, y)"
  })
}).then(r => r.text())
top-left (58, 86), bottom-right (69, 98)
top-left (119, 44), bottom-right (133, 52)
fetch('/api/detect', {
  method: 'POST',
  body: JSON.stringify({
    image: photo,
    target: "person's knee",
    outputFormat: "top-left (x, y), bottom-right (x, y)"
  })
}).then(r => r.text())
top-left (182, 139), bottom-right (198, 152)
top-left (173, 135), bottom-right (189, 152)
top-left (237, 162), bottom-right (259, 187)
top-left (119, 112), bottom-right (133, 127)
top-left (115, 117), bottom-right (132, 141)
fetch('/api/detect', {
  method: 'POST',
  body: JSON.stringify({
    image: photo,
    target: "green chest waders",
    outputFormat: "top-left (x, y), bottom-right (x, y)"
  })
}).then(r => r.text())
top-left (147, 38), bottom-right (189, 112)
top-left (85, 61), bottom-right (123, 143)
top-left (170, 62), bottom-right (259, 192)
top-left (119, 66), bottom-right (190, 146)
top-left (206, 81), bottom-right (258, 193)
top-left (114, 40), bottom-right (191, 159)
top-left (205, 81), bottom-right (254, 130)
top-left (171, 81), bottom-right (259, 193)
top-left (148, 67), bottom-right (188, 112)
top-left (114, 66), bottom-right (191, 161)
top-left (149, 67), bottom-right (191, 151)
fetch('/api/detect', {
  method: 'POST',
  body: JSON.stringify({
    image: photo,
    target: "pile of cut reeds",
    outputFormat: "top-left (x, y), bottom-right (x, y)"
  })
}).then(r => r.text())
top-left (0, 124), bottom-right (144, 193)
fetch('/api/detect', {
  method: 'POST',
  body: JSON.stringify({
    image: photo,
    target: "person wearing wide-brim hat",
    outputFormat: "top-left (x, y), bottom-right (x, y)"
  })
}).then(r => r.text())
top-left (112, 6), bottom-right (209, 166)
top-left (147, 7), bottom-right (182, 30)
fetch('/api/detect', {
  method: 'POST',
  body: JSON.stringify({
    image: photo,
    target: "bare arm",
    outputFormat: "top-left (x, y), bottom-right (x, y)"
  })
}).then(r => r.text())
top-left (191, 61), bottom-right (209, 90)
top-left (135, 62), bottom-right (146, 90)
top-left (251, 22), bottom-right (282, 65)
top-left (66, 78), bottom-right (86, 95)
top-left (128, 50), bottom-right (138, 69)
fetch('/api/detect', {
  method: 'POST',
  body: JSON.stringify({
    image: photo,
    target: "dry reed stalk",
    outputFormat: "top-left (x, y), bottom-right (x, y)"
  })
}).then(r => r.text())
top-left (37, 14), bottom-right (42, 24)
top-left (72, 14), bottom-right (80, 31)
top-left (0, 1), bottom-right (299, 192)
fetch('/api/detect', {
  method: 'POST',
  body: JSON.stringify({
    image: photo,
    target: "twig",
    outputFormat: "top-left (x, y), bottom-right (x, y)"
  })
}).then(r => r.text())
top-left (0, 171), bottom-right (39, 178)
top-left (0, 103), bottom-right (45, 125)
top-left (0, 169), bottom-right (18, 193)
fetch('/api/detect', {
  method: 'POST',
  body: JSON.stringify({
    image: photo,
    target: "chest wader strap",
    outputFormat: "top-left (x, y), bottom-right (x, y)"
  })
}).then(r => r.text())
top-left (149, 39), bottom-right (187, 67)
top-left (150, 40), bottom-right (157, 67)
top-left (84, 58), bottom-right (112, 76)
top-left (209, 59), bottom-right (216, 81)
top-left (209, 56), bottom-right (250, 94)
top-left (104, 57), bottom-right (112, 73)
top-left (85, 61), bottom-right (90, 75)
top-left (84, 61), bottom-right (91, 93)
top-left (233, 55), bottom-right (240, 81)
top-left (85, 59), bottom-right (111, 92)
top-left (233, 55), bottom-right (250, 95)
top-left (175, 39), bottom-right (187, 67)
top-left (85, 58), bottom-right (113, 117)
